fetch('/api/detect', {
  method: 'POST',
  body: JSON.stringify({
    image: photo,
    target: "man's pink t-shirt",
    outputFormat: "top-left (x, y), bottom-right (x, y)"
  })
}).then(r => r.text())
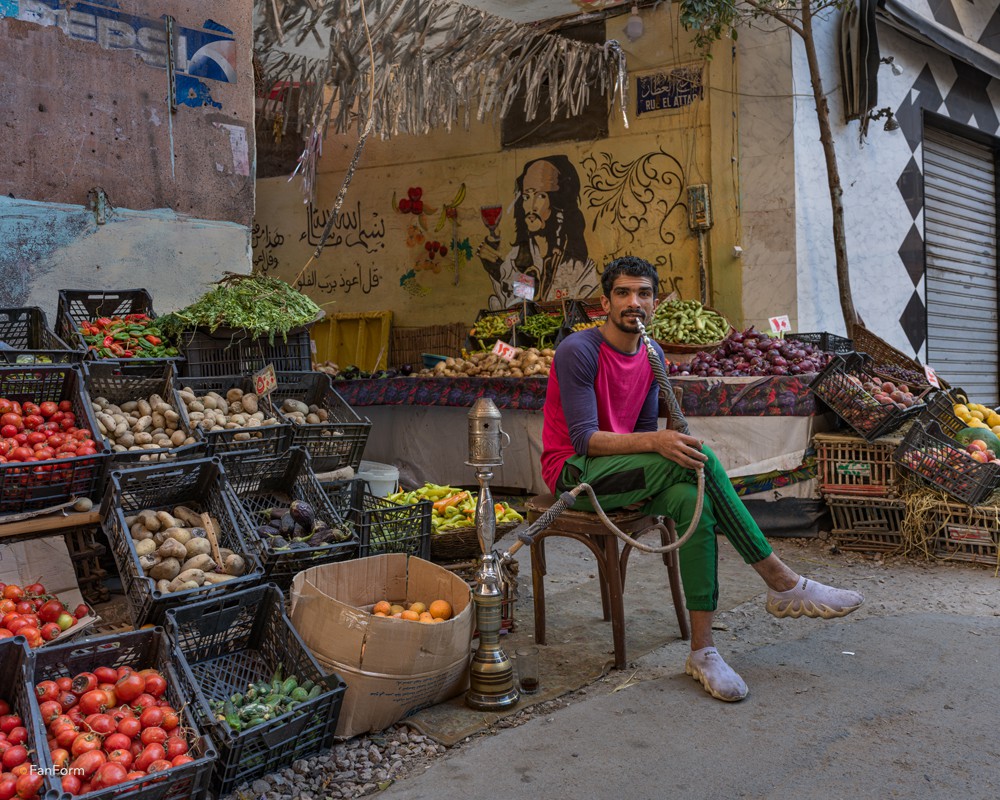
top-left (540, 327), bottom-right (660, 493)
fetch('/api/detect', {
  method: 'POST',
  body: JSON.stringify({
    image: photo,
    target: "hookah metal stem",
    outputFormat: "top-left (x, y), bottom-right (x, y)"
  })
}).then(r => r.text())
top-left (636, 320), bottom-right (690, 435)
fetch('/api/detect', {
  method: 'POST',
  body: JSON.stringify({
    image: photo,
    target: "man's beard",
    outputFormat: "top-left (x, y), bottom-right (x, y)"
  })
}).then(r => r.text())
top-left (611, 310), bottom-right (645, 334)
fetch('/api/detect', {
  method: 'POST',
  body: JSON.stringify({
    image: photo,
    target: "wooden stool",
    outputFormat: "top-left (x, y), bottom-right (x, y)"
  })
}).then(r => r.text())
top-left (526, 493), bottom-right (690, 670)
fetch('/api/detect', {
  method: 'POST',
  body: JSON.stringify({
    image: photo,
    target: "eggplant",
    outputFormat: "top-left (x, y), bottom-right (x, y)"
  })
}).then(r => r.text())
top-left (269, 507), bottom-right (290, 521)
top-left (279, 513), bottom-right (296, 536)
top-left (289, 500), bottom-right (315, 531)
top-left (312, 519), bottom-right (331, 534)
top-left (270, 535), bottom-right (289, 550)
top-left (258, 524), bottom-right (280, 538)
top-left (289, 540), bottom-right (308, 550)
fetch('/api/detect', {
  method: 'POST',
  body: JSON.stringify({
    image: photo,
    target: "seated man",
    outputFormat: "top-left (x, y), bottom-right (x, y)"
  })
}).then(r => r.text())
top-left (541, 255), bottom-right (863, 702)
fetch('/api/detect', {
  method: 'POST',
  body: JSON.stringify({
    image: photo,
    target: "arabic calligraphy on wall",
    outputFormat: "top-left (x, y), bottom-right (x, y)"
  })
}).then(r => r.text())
top-left (581, 148), bottom-right (688, 247)
top-left (295, 263), bottom-right (383, 296)
top-left (636, 66), bottom-right (704, 116)
top-left (300, 201), bottom-right (386, 253)
top-left (251, 222), bottom-right (285, 275)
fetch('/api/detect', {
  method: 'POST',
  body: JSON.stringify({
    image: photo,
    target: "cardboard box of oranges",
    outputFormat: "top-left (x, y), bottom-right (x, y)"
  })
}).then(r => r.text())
top-left (290, 554), bottom-right (473, 737)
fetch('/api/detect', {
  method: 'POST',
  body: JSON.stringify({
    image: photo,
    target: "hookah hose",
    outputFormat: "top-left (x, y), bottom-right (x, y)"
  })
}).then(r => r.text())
top-left (506, 320), bottom-right (705, 558)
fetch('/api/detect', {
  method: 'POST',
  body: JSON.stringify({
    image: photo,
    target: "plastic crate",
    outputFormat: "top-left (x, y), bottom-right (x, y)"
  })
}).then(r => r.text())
top-left (917, 391), bottom-right (967, 439)
top-left (0, 366), bottom-right (110, 517)
top-left (850, 324), bottom-right (938, 390)
top-left (565, 298), bottom-right (607, 333)
top-left (175, 375), bottom-right (292, 460)
top-left (518, 300), bottom-right (570, 350)
top-left (355, 490), bottom-right (432, 559)
top-left (177, 325), bottom-right (313, 378)
top-left (0, 637), bottom-right (64, 799)
top-left (82, 361), bottom-right (206, 470)
top-left (100, 457), bottom-right (265, 627)
top-left (825, 494), bottom-right (906, 554)
top-left (165, 584), bottom-right (347, 797)
top-left (270, 371), bottom-right (371, 472)
top-left (467, 307), bottom-right (523, 351)
top-left (813, 431), bottom-right (903, 497)
top-left (893, 420), bottom-right (1000, 506)
top-left (0, 306), bottom-right (80, 366)
top-left (318, 478), bottom-right (364, 520)
top-left (925, 498), bottom-right (1000, 566)
top-left (64, 525), bottom-right (111, 604)
top-left (29, 628), bottom-right (216, 800)
top-left (785, 331), bottom-right (854, 355)
top-left (224, 449), bottom-right (359, 590)
top-left (808, 353), bottom-right (929, 441)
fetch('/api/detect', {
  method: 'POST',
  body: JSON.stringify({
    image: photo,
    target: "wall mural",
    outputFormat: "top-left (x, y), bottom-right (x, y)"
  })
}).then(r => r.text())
top-left (476, 155), bottom-right (599, 310)
top-left (394, 184), bottom-right (472, 297)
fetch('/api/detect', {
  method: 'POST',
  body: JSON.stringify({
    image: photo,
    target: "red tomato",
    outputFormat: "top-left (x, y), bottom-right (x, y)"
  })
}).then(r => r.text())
top-left (146, 758), bottom-right (173, 772)
top-left (72, 429), bottom-right (91, 441)
top-left (5, 620), bottom-right (28, 636)
top-left (58, 418), bottom-right (75, 431)
top-left (70, 731), bottom-right (103, 756)
top-left (25, 432), bottom-right (45, 446)
top-left (0, 415), bottom-right (21, 430)
top-left (93, 667), bottom-right (117, 685)
top-left (0, 715), bottom-right (20, 735)
top-left (142, 673), bottom-right (167, 698)
top-left (164, 735), bottom-right (188, 759)
top-left (171, 753), bottom-right (194, 766)
top-left (37, 700), bottom-right (61, 723)
top-left (17, 626), bottom-right (41, 648)
top-left (160, 709), bottom-right (179, 731)
top-left (38, 401), bottom-right (58, 418)
top-left (116, 716), bottom-right (141, 740)
top-left (77, 690), bottom-right (110, 716)
top-left (21, 415), bottom-right (43, 431)
top-left (106, 748), bottom-right (132, 769)
top-left (1, 586), bottom-right (23, 601)
top-left (69, 672), bottom-right (97, 694)
top-left (5, 727), bottom-right (26, 746)
top-left (83, 713), bottom-right (115, 736)
top-left (11, 434), bottom-right (25, 445)
top-left (20, 403), bottom-right (38, 416)
top-left (46, 433), bottom-right (65, 447)
top-left (0, 426), bottom-right (15, 439)
top-left (60, 774), bottom-right (81, 796)
top-left (1, 744), bottom-right (26, 769)
top-left (102, 732), bottom-right (131, 753)
top-left (7, 448), bottom-right (31, 462)
top-left (114, 672), bottom-right (144, 703)
top-left (54, 726), bottom-right (79, 750)
top-left (91, 761), bottom-right (129, 789)
top-left (0, 775), bottom-right (15, 800)
top-left (0, 630), bottom-right (12, 642)
top-left (13, 772), bottom-right (42, 799)
top-left (55, 677), bottom-right (73, 692)
top-left (74, 605), bottom-right (90, 620)
top-left (139, 726), bottom-right (167, 746)
top-left (58, 400), bottom-right (72, 412)
top-left (40, 622), bottom-right (61, 641)
top-left (69, 749), bottom-right (106, 778)
top-left (133, 743), bottom-right (165, 772)
top-left (51, 747), bottom-right (70, 769)
top-left (12, 602), bottom-right (32, 616)
top-left (138, 707), bottom-right (163, 729)
top-left (0, 600), bottom-right (12, 616)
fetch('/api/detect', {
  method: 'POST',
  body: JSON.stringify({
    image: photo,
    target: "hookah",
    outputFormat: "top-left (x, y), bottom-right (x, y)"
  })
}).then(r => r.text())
top-left (464, 319), bottom-right (706, 710)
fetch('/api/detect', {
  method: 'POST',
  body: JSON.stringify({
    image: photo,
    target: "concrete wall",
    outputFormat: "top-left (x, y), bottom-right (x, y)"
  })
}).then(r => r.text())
top-left (0, 0), bottom-right (255, 320)
top-left (253, 6), bottom-right (744, 329)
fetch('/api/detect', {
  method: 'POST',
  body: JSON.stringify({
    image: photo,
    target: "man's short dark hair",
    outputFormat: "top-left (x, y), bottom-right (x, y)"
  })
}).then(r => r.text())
top-left (601, 256), bottom-right (659, 297)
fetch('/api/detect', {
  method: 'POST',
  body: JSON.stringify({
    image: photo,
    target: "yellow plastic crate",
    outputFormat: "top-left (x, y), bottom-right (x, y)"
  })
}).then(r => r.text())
top-left (311, 311), bottom-right (392, 372)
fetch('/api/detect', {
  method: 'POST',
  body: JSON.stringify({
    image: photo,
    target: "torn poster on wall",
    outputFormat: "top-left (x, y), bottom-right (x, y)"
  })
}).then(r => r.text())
top-left (1, 1), bottom-right (236, 107)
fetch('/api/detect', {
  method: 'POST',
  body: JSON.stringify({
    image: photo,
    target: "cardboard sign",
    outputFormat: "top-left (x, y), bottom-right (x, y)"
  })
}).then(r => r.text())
top-left (923, 365), bottom-right (941, 389)
top-left (491, 340), bottom-right (518, 362)
top-left (769, 315), bottom-right (791, 334)
top-left (513, 273), bottom-right (535, 300)
top-left (254, 364), bottom-right (278, 397)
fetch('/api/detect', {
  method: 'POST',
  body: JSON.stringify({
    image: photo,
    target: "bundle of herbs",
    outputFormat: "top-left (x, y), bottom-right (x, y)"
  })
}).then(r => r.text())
top-left (158, 273), bottom-right (321, 343)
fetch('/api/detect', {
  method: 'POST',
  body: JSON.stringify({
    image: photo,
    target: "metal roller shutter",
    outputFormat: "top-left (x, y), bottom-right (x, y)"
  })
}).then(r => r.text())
top-left (923, 126), bottom-right (999, 405)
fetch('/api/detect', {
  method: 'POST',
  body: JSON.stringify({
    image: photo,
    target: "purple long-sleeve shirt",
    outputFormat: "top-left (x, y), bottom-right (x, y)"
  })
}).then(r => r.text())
top-left (540, 327), bottom-right (663, 492)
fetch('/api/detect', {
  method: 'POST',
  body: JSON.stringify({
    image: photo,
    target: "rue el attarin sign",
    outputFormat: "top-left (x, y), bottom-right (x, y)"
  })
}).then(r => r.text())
top-left (636, 66), bottom-right (704, 116)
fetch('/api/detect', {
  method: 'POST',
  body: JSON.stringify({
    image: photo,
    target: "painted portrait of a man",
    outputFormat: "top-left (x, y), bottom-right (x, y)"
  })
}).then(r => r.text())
top-left (478, 155), bottom-right (598, 309)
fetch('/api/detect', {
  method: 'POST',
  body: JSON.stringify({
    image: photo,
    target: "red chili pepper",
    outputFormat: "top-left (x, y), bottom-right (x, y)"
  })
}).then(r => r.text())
top-left (125, 313), bottom-right (150, 323)
top-left (96, 317), bottom-right (114, 329)
top-left (103, 335), bottom-right (115, 347)
top-left (122, 350), bottom-right (134, 357)
top-left (144, 334), bottom-right (161, 346)
top-left (108, 343), bottom-right (125, 357)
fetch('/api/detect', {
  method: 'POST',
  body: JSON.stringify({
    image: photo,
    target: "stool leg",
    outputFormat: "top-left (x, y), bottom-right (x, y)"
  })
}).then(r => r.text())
top-left (660, 520), bottom-right (690, 641)
top-left (595, 534), bottom-right (612, 623)
top-left (601, 533), bottom-right (627, 669)
top-left (531, 537), bottom-right (548, 646)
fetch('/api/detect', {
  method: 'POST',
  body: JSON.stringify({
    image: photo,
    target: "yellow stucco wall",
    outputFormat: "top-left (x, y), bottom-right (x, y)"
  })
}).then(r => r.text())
top-left (253, 8), bottom-right (741, 330)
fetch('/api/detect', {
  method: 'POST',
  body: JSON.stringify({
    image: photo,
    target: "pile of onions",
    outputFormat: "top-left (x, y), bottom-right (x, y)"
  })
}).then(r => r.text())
top-left (667, 327), bottom-right (835, 378)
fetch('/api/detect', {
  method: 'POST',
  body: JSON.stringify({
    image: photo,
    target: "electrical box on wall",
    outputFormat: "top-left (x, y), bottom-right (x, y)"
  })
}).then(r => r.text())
top-left (687, 184), bottom-right (712, 231)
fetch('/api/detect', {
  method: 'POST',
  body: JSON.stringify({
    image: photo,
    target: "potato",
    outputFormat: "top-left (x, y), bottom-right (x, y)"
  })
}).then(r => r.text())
top-left (181, 554), bottom-right (216, 573)
top-left (167, 580), bottom-right (201, 594)
top-left (134, 539), bottom-right (157, 557)
top-left (137, 510), bottom-right (161, 532)
top-left (135, 415), bottom-right (153, 433)
top-left (226, 388), bottom-right (244, 404)
top-left (134, 432), bottom-right (153, 446)
top-left (241, 394), bottom-right (259, 414)
top-left (173, 506), bottom-right (204, 527)
top-left (201, 573), bottom-right (236, 585)
top-left (156, 511), bottom-right (182, 529)
top-left (138, 554), bottom-right (160, 571)
top-left (155, 579), bottom-right (172, 594)
top-left (137, 399), bottom-right (152, 417)
top-left (223, 554), bottom-right (247, 576)
top-left (157, 538), bottom-right (188, 560)
top-left (162, 526), bottom-right (192, 545)
top-left (168, 569), bottom-right (206, 592)
top-left (203, 395), bottom-right (219, 410)
top-left (130, 522), bottom-right (153, 541)
top-left (149, 558), bottom-right (181, 581)
top-left (187, 400), bottom-right (205, 413)
top-left (184, 537), bottom-right (213, 558)
top-left (170, 430), bottom-right (188, 447)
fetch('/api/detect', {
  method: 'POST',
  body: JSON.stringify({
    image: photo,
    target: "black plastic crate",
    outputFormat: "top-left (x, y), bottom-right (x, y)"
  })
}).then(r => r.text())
top-left (100, 457), bottom-right (265, 627)
top-left (177, 325), bottom-right (313, 379)
top-left (355, 490), bottom-right (431, 559)
top-left (785, 331), bottom-right (854, 355)
top-left (29, 628), bottom-right (216, 800)
top-left (0, 637), bottom-right (64, 799)
top-left (467, 307), bottom-right (523, 351)
top-left (82, 361), bottom-right (206, 469)
top-left (0, 365), bottom-right (110, 517)
top-left (224, 448), bottom-right (359, 590)
top-left (270, 371), bottom-right (371, 472)
top-left (917, 391), bottom-right (967, 439)
top-left (808, 353), bottom-right (929, 441)
top-left (517, 300), bottom-right (570, 350)
top-left (318, 477), bottom-right (364, 520)
top-left (0, 306), bottom-right (80, 366)
top-left (175, 375), bottom-right (292, 460)
top-left (165, 584), bottom-right (347, 797)
top-left (894, 419), bottom-right (1000, 506)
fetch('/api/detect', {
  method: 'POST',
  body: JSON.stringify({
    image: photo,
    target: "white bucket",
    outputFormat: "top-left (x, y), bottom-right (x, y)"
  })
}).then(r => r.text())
top-left (356, 460), bottom-right (399, 497)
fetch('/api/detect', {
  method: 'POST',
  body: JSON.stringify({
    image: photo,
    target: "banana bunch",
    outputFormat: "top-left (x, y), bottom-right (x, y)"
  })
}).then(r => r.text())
top-left (647, 300), bottom-right (730, 345)
top-left (434, 183), bottom-right (467, 231)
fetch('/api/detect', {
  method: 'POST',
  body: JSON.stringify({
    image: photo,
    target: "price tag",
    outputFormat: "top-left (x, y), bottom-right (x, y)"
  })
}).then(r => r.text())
top-left (492, 340), bottom-right (518, 362)
top-left (923, 365), bottom-right (940, 388)
top-left (513, 273), bottom-right (536, 300)
top-left (254, 364), bottom-right (278, 397)
top-left (768, 315), bottom-right (791, 334)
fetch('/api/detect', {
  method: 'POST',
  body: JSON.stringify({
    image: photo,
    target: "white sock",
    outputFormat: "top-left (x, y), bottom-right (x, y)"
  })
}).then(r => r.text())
top-left (685, 646), bottom-right (748, 702)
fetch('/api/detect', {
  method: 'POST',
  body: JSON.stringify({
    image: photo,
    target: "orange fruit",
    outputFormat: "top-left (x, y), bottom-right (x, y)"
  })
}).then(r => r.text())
top-left (373, 600), bottom-right (391, 615)
top-left (400, 609), bottom-right (420, 621)
top-left (432, 617), bottom-right (446, 623)
top-left (428, 599), bottom-right (453, 621)
top-left (373, 611), bottom-right (387, 617)
top-left (408, 601), bottom-right (427, 615)
top-left (418, 613), bottom-right (435, 624)
top-left (389, 604), bottom-right (405, 615)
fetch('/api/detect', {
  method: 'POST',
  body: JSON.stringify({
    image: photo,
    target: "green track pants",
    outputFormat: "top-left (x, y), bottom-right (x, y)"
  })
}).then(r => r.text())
top-left (557, 447), bottom-right (772, 611)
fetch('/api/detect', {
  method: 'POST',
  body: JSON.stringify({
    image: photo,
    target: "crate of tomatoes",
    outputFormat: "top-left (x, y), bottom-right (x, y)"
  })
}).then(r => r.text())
top-left (0, 637), bottom-right (63, 800)
top-left (0, 366), bottom-right (109, 517)
top-left (29, 628), bottom-right (216, 799)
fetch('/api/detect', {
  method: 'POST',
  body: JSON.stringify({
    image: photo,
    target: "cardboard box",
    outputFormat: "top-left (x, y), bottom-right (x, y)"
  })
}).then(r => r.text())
top-left (0, 535), bottom-right (98, 644)
top-left (290, 554), bottom-right (473, 737)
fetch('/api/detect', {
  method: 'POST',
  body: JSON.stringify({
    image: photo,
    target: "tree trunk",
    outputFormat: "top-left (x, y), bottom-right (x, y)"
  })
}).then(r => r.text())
top-left (801, 1), bottom-right (860, 333)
